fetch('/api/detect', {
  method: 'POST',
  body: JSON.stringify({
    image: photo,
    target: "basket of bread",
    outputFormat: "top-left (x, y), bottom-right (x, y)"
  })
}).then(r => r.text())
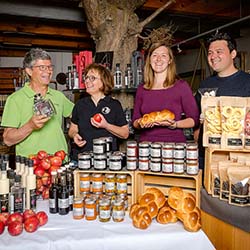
top-left (129, 187), bottom-right (201, 232)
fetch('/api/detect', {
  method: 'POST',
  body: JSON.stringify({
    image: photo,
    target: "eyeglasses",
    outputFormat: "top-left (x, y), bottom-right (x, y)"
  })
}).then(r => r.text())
top-left (32, 65), bottom-right (55, 71)
top-left (83, 75), bottom-right (100, 82)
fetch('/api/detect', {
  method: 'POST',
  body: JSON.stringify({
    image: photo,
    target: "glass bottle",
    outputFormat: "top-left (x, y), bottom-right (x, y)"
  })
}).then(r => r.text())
top-left (49, 171), bottom-right (58, 214)
top-left (7, 169), bottom-right (15, 192)
top-left (66, 169), bottom-right (74, 211)
top-left (58, 173), bottom-right (69, 215)
top-left (0, 163), bottom-right (10, 213)
top-left (26, 159), bottom-right (36, 210)
top-left (124, 64), bottom-right (133, 88)
top-left (114, 63), bottom-right (122, 89)
top-left (15, 155), bottom-right (21, 175)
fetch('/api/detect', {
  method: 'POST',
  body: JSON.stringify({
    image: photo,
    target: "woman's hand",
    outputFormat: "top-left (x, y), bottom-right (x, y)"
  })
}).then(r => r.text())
top-left (73, 133), bottom-right (86, 147)
top-left (91, 113), bottom-right (108, 129)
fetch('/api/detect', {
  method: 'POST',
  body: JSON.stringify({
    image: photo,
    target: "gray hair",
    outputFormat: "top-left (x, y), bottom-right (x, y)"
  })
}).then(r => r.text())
top-left (23, 48), bottom-right (51, 68)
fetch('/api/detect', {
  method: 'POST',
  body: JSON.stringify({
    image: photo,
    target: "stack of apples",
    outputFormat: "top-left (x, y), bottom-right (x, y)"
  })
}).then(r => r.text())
top-left (29, 150), bottom-right (66, 199)
top-left (0, 210), bottom-right (48, 236)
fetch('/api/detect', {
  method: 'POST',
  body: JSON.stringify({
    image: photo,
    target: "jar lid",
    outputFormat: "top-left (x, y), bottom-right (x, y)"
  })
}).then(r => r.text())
top-left (105, 173), bottom-right (115, 178)
top-left (113, 198), bottom-right (124, 206)
top-left (151, 142), bottom-right (162, 148)
top-left (78, 152), bottom-right (91, 159)
top-left (162, 142), bottom-right (175, 148)
top-left (175, 143), bottom-right (185, 149)
top-left (139, 141), bottom-right (150, 147)
top-left (116, 174), bottom-right (127, 179)
top-left (93, 138), bottom-right (106, 144)
top-left (94, 154), bottom-right (106, 159)
top-left (109, 154), bottom-right (122, 160)
top-left (186, 143), bottom-right (198, 149)
top-left (99, 198), bottom-right (110, 206)
top-left (127, 140), bottom-right (137, 146)
top-left (85, 197), bottom-right (95, 204)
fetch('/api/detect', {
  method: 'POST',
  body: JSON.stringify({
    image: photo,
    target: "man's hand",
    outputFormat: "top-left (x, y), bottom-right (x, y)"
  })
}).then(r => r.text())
top-left (29, 114), bottom-right (50, 130)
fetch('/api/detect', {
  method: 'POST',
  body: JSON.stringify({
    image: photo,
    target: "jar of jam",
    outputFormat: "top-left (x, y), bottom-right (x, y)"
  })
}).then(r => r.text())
top-left (93, 154), bottom-right (107, 170)
top-left (173, 159), bottom-right (185, 174)
top-left (100, 136), bottom-right (112, 153)
top-left (112, 198), bottom-right (125, 222)
top-left (91, 173), bottom-right (103, 193)
top-left (162, 158), bottom-right (173, 173)
top-left (150, 157), bottom-right (161, 172)
top-left (126, 141), bottom-right (137, 157)
top-left (139, 142), bottom-right (150, 157)
top-left (116, 193), bottom-right (128, 211)
top-left (139, 156), bottom-right (149, 171)
top-left (78, 152), bottom-right (92, 170)
top-left (126, 156), bottom-right (137, 171)
top-left (85, 197), bottom-right (97, 220)
top-left (150, 142), bottom-right (162, 158)
top-left (93, 138), bottom-right (106, 154)
top-left (73, 197), bottom-right (84, 219)
top-left (186, 143), bottom-right (198, 160)
top-left (79, 173), bottom-right (90, 193)
top-left (104, 173), bottom-right (116, 194)
top-left (186, 159), bottom-right (199, 175)
top-left (162, 143), bottom-right (174, 158)
top-left (116, 174), bottom-right (127, 194)
top-left (109, 154), bottom-right (122, 171)
top-left (99, 198), bottom-right (111, 222)
top-left (174, 143), bottom-right (186, 159)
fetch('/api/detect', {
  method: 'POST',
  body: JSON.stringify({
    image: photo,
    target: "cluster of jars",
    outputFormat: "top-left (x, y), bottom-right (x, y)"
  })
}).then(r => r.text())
top-left (126, 141), bottom-right (199, 175)
top-left (74, 173), bottom-right (128, 221)
top-left (78, 137), bottom-right (125, 171)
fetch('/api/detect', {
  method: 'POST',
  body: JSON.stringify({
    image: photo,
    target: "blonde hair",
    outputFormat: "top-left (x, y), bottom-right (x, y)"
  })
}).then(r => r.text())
top-left (143, 42), bottom-right (177, 90)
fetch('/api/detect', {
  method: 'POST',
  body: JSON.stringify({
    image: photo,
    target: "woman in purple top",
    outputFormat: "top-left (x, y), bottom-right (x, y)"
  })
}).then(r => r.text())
top-left (132, 42), bottom-right (199, 143)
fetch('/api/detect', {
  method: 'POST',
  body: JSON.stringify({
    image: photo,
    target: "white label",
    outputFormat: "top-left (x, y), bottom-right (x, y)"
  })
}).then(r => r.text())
top-left (99, 209), bottom-right (111, 219)
top-left (139, 160), bottom-right (149, 171)
top-left (79, 160), bottom-right (91, 169)
top-left (162, 149), bottom-right (173, 158)
top-left (94, 160), bottom-right (106, 170)
top-left (162, 162), bottom-right (173, 173)
top-left (105, 182), bottom-right (115, 191)
top-left (126, 160), bottom-right (137, 170)
top-left (73, 207), bottom-right (84, 216)
top-left (80, 180), bottom-right (90, 189)
top-left (127, 147), bottom-right (137, 157)
top-left (139, 147), bottom-right (149, 157)
top-left (85, 208), bottom-right (95, 217)
top-left (93, 145), bottom-right (105, 154)
top-left (58, 198), bottom-right (69, 209)
top-left (116, 182), bottom-right (127, 192)
top-left (49, 198), bottom-right (56, 208)
top-left (112, 210), bottom-right (125, 220)
top-left (109, 161), bottom-right (121, 170)
top-left (92, 181), bottom-right (103, 189)
top-left (150, 161), bottom-right (161, 172)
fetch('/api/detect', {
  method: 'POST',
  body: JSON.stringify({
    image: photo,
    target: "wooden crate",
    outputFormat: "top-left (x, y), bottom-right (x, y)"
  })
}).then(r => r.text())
top-left (134, 170), bottom-right (202, 207)
top-left (204, 148), bottom-right (250, 194)
top-left (73, 169), bottom-right (135, 207)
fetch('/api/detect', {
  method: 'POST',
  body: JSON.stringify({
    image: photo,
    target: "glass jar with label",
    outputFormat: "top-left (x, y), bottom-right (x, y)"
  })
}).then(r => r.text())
top-left (162, 143), bottom-right (174, 158)
top-left (139, 156), bottom-right (149, 171)
top-left (73, 197), bottom-right (84, 219)
top-left (126, 156), bottom-right (137, 171)
top-left (100, 136), bottom-right (112, 153)
top-left (186, 159), bottom-right (199, 175)
top-left (174, 143), bottom-right (186, 159)
top-left (112, 198), bottom-right (125, 222)
top-left (85, 197), bottom-right (97, 220)
top-left (80, 173), bottom-right (90, 194)
top-left (99, 198), bottom-right (111, 222)
top-left (173, 159), bottom-right (185, 174)
top-left (93, 138), bottom-right (106, 154)
top-left (126, 141), bottom-right (137, 157)
top-left (186, 143), bottom-right (198, 160)
top-left (109, 154), bottom-right (122, 171)
top-left (150, 142), bottom-right (162, 158)
top-left (104, 173), bottom-right (116, 194)
top-left (162, 158), bottom-right (173, 173)
top-left (93, 154), bottom-right (107, 170)
top-left (116, 174), bottom-right (127, 194)
top-left (150, 157), bottom-right (161, 172)
top-left (116, 193), bottom-right (128, 211)
top-left (78, 152), bottom-right (92, 170)
top-left (139, 142), bottom-right (150, 157)
top-left (91, 173), bottom-right (103, 193)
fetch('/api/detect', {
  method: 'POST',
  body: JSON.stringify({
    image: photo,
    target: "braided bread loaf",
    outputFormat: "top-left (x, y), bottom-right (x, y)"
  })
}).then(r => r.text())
top-left (156, 201), bottom-right (178, 224)
top-left (139, 109), bottom-right (175, 127)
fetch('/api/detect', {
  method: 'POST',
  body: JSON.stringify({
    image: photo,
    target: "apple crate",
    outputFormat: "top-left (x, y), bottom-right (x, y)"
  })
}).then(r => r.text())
top-left (134, 170), bottom-right (202, 207)
top-left (73, 169), bottom-right (136, 207)
top-left (204, 147), bottom-right (250, 194)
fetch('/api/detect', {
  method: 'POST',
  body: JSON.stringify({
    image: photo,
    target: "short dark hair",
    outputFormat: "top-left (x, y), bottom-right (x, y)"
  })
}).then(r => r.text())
top-left (207, 32), bottom-right (237, 52)
top-left (23, 48), bottom-right (51, 69)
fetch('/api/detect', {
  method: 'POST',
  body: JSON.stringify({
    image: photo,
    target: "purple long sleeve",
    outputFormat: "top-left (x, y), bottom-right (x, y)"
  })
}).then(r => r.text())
top-left (132, 80), bottom-right (200, 143)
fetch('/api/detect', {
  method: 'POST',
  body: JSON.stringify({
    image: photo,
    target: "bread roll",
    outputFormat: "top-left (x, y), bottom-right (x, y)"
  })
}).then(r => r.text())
top-left (156, 204), bottom-right (178, 224)
top-left (140, 187), bottom-right (166, 209)
top-left (139, 109), bottom-right (175, 126)
top-left (132, 206), bottom-right (152, 230)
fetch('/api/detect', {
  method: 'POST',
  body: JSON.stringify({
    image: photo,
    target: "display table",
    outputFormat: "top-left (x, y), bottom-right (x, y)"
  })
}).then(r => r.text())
top-left (1, 200), bottom-right (214, 250)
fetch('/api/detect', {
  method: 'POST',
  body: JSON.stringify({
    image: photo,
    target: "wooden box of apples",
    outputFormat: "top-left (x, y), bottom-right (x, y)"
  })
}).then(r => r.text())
top-left (29, 150), bottom-right (66, 199)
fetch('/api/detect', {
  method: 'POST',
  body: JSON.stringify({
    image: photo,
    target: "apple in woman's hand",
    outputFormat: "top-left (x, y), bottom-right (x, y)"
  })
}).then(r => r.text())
top-left (93, 113), bottom-right (102, 123)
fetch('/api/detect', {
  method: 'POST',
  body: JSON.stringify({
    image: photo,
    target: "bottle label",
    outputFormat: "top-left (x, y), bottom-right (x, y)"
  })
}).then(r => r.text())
top-left (12, 193), bottom-right (24, 213)
top-left (49, 198), bottom-right (56, 209)
top-left (58, 198), bottom-right (69, 209)
top-left (0, 194), bottom-right (9, 213)
top-left (30, 189), bottom-right (37, 210)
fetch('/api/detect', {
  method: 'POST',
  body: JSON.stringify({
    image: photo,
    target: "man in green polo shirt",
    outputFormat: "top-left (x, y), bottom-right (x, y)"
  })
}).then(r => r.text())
top-left (1, 48), bottom-right (74, 158)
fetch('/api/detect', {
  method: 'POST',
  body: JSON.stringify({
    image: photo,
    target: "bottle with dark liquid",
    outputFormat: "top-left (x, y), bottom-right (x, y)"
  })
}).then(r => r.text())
top-left (49, 171), bottom-right (58, 214)
top-left (66, 169), bottom-right (74, 211)
top-left (58, 173), bottom-right (69, 215)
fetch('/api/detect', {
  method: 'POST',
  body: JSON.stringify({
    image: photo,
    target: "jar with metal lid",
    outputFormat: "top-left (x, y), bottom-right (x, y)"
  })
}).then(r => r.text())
top-left (93, 138), bottom-right (106, 154)
top-left (173, 158), bottom-right (185, 174)
top-left (138, 156), bottom-right (149, 171)
top-left (112, 198), bottom-right (125, 222)
top-left (78, 152), bottom-right (92, 170)
top-left (109, 154), bottom-right (122, 171)
top-left (80, 173), bottom-right (90, 193)
top-left (93, 154), bottom-right (107, 170)
top-left (91, 173), bottom-right (103, 193)
top-left (73, 197), bottom-right (84, 219)
top-left (85, 197), bottom-right (97, 220)
top-left (126, 156), bottom-right (137, 171)
top-left (150, 142), bottom-right (162, 158)
top-left (116, 174), bottom-right (127, 194)
top-left (126, 141), bottom-right (137, 157)
top-left (104, 173), bottom-right (116, 194)
top-left (186, 143), bottom-right (198, 160)
top-left (150, 157), bottom-right (161, 172)
top-left (99, 198), bottom-right (111, 222)
top-left (99, 136), bottom-right (113, 153)
top-left (186, 159), bottom-right (199, 175)
top-left (138, 142), bottom-right (150, 157)
top-left (116, 193), bottom-right (128, 211)
top-left (162, 158), bottom-right (173, 173)
top-left (162, 143), bottom-right (174, 158)
top-left (174, 143), bottom-right (186, 159)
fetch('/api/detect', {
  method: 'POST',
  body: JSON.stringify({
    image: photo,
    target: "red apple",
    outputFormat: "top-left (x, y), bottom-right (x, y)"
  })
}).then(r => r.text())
top-left (36, 211), bottom-right (48, 226)
top-left (0, 212), bottom-right (9, 226)
top-left (36, 178), bottom-right (43, 189)
top-left (41, 172), bottom-right (50, 186)
top-left (40, 158), bottom-right (51, 170)
top-left (54, 150), bottom-right (66, 161)
top-left (29, 155), bottom-right (40, 166)
top-left (24, 216), bottom-right (39, 233)
top-left (37, 150), bottom-right (48, 160)
top-left (34, 165), bottom-right (45, 177)
top-left (7, 212), bottom-right (23, 225)
top-left (0, 221), bottom-right (5, 235)
top-left (42, 188), bottom-right (49, 200)
top-left (8, 221), bottom-right (23, 236)
top-left (23, 209), bottom-right (36, 221)
top-left (49, 156), bottom-right (62, 167)
top-left (48, 165), bottom-right (60, 175)
top-left (93, 113), bottom-right (102, 123)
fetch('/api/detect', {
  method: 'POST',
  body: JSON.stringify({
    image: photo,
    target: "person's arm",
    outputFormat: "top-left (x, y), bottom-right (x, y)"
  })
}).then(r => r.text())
top-left (3, 115), bottom-right (50, 146)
